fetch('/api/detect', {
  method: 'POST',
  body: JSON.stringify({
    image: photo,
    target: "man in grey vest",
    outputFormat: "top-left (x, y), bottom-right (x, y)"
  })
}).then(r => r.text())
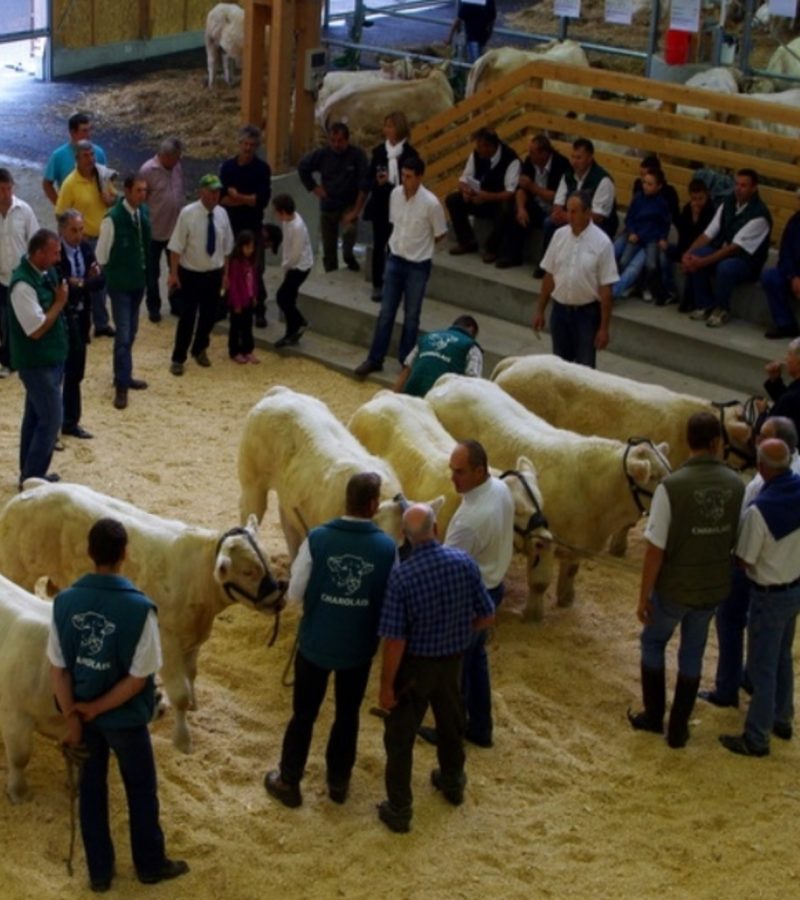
top-left (628, 411), bottom-right (744, 749)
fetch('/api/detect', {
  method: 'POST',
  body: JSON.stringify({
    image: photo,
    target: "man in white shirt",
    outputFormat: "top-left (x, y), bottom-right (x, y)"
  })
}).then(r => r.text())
top-left (533, 190), bottom-right (619, 369)
top-left (419, 439), bottom-right (514, 748)
top-left (720, 438), bottom-right (800, 757)
top-left (684, 168), bottom-right (772, 328)
top-left (167, 174), bottom-right (234, 376)
top-left (355, 157), bottom-right (447, 378)
top-left (445, 127), bottom-right (520, 262)
top-left (0, 168), bottom-right (39, 377)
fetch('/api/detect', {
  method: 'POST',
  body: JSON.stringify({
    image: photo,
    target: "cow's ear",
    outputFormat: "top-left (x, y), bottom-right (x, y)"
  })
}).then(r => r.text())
top-left (516, 455), bottom-right (536, 474)
top-left (246, 513), bottom-right (260, 534)
top-left (429, 495), bottom-right (445, 515)
top-left (627, 458), bottom-right (651, 486)
top-left (657, 441), bottom-right (670, 459)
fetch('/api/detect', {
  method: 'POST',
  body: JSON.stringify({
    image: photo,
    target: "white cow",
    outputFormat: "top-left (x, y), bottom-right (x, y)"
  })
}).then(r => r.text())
top-left (427, 375), bottom-right (672, 607)
top-left (315, 69), bottom-right (454, 149)
top-left (348, 391), bottom-right (555, 620)
top-left (464, 41), bottom-right (591, 103)
top-left (238, 386), bottom-right (442, 560)
top-left (205, 3), bottom-right (245, 88)
top-left (765, 37), bottom-right (800, 88)
top-left (0, 482), bottom-right (283, 753)
top-left (0, 575), bottom-right (65, 802)
top-left (315, 58), bottom-right (436, 108)
top-left (732, 89), bottom-right (800, 152)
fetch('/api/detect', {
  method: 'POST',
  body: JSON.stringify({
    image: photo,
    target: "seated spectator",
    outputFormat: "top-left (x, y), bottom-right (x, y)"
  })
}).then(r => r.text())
top-left (762, 337), bottom-right (800, 438)
top-left (683, 168), bottom-right (772, 329)
top-left (665, 178), bottom-right (716, 313)
top-left (445, 127), bottom-right (520, 263)
top-left (760, 188), bottom-right (800, 340)
top-left (613, 168), bottom-right (672, 303)
top-left (363, 112), bottom-right (418, 302)
top-left (393, 314), bottom-right (482, 397)
top-left (540, 138), bottom-right (618, 275)
top-left (495, 134), bottom-right (570, 270)
top-left (631, 155), bottom-right (680, 226)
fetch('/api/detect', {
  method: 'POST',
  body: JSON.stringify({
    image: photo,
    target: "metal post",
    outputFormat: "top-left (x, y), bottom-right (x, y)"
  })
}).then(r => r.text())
top-left (740, 0), bottom-right (755, 76)
top-left (557, 16), bottom-right (568, 42)
top-left (645, 0), bottom-right (659, 78)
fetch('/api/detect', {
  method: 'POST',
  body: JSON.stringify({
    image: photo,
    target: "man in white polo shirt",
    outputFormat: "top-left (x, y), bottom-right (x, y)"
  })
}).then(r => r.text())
top-left (532, 190), bottom-right (618, 369)
top-left (354, 156), bottom-right (447, 379)
top-left (419, 439), bottom-right (514, 748)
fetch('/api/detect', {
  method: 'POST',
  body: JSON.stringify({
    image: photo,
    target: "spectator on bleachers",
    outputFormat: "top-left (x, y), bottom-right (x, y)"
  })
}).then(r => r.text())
top-left (665, 179), bottom-right (717, 313)
top-left (683, 168), bottom-right (771, 329)
top-left (613, 168), bottom-right (672, 304)
top-left (495, 134), bottom-right (570, 271)
top-left (760, 188), bottom-right (800, 340)
top-left (631, 155), bottom-right (680, 226)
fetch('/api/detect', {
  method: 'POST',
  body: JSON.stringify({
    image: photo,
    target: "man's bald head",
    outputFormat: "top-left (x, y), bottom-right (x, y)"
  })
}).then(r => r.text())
top-left (402, 503), bottom-right (437, 543)
top-left (758, 416), bottom-right (798, 453)
top-left (757, 438), bottom-right (791, 478)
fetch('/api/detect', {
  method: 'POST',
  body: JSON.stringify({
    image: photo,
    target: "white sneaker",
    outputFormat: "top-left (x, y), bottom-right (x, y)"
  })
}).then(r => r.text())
top-left (706, 308), bottom-right (730, 328)
top-left (689, 308), bottom-right (710, 321)
top-left (0, 365), bottom-right (11, 378)
top-left (641, 288), bottom-right (654, 303)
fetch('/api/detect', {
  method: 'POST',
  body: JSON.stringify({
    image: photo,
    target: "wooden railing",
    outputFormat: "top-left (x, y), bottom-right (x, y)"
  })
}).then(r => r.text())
top-left (410, 60), bottom-right (800, 244)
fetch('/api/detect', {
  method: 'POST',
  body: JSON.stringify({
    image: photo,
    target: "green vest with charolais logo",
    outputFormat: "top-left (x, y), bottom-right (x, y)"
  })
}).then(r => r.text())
top-left (404, 327), bottom-right (478, 398)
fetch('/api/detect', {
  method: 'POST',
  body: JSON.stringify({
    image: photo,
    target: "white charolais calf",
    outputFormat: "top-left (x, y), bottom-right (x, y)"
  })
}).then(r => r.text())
top-left (0, 575), bottom-right (65, 802)
top-left (348, 391), bottom-right (555, 620)
top-left (0, 482), bottom-right (283, 754)
top-left (238, 386), bottom-right (443, 559)
top-left (205, 2), bottom-right (245, 87)
top-left (427, 375), bottom-right (672, 607)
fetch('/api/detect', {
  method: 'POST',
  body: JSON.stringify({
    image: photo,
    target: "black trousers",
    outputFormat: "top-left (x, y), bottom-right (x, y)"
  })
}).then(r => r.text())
top-left (383, 653), bottom-right (465, 813)
top-left (276, 268), bottom-right (309, 337)
top-left (445, 192), bottom-right (507, 253)
top-left (146, 239), bottom-right (169, 317)
top-left (171, 266), bottom-right (223, 363)
top-left (0, 283), bottom-right (10, 369)
top-left (279, 650), bottom-right (372, 787)
top-left (320, 208), bottom-right (357, 271)
top-left (499, 197), bottom-right (545, 264)
top-left (63, 312), bottom-right (88, 430)
top-left (228, 308), bottom-right (255, 357)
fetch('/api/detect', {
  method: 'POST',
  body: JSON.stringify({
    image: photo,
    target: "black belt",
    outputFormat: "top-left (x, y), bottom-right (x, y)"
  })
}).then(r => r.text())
top-left (751, 577), bottom-right (800, 594)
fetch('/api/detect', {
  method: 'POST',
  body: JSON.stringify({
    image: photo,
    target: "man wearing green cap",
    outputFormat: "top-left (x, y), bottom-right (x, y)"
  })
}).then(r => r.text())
top-left (167, 174), bottom-right (233, 375)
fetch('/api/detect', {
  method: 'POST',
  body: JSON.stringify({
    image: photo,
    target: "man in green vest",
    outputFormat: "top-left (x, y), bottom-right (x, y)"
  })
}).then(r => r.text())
top-left (48, 518), bottom-right (189, 891)
top-left (8, 228), bottom-right (69, 487)
top-left (393, 314), bottom-right (482, 397)
top-left (95, 174), bottom-right (151, 410)
top-left (683, 168), bottom-right (772, 328)
top-left (628, 411), bottom-right (744, 749)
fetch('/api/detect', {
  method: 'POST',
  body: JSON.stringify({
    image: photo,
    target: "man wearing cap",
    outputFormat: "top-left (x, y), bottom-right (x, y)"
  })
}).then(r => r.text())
top-left (167, 175), bottom-right (234, 376)
top-left (95, 174), bottom-right (151, 411)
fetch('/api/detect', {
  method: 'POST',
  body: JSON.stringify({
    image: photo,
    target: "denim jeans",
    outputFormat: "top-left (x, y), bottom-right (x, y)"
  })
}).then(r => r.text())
top-left (461, 584), bottom-right (503, 743)
top-left (109, 288), bottom-right (144, 387)
top-left (549, 299), bottom-right (600, 368)
top-left (279, 651), bottom-right (372, 787)
top-left (711, 566), bottom-right (750, 703)
top-left (761, 266), bottom-right (799, 329)
top-left (367, 253), bottom-right (431, 365)
top-left (18, 363), bottom-right (64, 482)
top-left (744, 583), bottom-right (800, 751)
top-left (80, 722), bottom-right (166, 883)
top-left (687, 245), bottom-right (761, 312)
top-left (640, 591), bottom-right (716, 679)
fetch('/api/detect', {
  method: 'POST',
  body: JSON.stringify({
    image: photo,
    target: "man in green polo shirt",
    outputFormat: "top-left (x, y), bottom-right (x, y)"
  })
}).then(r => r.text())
top-left (8, 228), bottom-right (69, 487)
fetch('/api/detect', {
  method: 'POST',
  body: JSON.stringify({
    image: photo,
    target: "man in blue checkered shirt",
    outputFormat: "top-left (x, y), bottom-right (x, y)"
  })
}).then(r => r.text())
top-left (376, 503), bottom-right (495, 833)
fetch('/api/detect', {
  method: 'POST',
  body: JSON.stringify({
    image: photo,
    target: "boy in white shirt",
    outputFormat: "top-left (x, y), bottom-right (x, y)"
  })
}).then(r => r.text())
top-left (272, 194), bottom-right (313, 349)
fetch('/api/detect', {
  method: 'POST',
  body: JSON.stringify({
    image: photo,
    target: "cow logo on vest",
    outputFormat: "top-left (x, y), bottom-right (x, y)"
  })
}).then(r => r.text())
top-left (692, 487), bottom-right (735, 535)
top-left (327, 555), bottom-right (375, 595)
top-left (428, 333), bottom-right (458, 353)
top-left (72, 611), bottom-right (116, 656)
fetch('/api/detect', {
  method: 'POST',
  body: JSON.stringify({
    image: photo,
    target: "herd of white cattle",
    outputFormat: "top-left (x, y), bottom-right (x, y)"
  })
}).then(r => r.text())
top-left (0, 356), bottom-right (757, 804)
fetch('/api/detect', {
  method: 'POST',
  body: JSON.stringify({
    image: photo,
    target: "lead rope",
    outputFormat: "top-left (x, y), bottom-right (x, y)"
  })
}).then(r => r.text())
top-left (61, 742), bottom-right (90, 877)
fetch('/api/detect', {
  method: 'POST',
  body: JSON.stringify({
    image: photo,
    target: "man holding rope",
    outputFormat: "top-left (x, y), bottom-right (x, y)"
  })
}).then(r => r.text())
top-left (48, 518), bottom-right (188, 893)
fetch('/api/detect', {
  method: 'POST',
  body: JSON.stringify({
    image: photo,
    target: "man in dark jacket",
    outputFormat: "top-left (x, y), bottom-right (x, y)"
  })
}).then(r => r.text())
top-left (298, 122), bottom-right (368, 273)
top-left (760, 190), bottom-right (800, 339)
top-left (763, 337), bottom-right (800, 437)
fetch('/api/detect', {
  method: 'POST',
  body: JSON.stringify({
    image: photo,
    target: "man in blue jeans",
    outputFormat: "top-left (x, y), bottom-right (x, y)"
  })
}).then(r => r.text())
top-left (48, 518), bottom-right (188, 892)
top-left (628, 412), bottom-right (744, 749)
top-left (8, 228), bottom-right (69, 487)
top-left (720, 438), bottom-right (800, 757)
top-left (683, 168), bottom-right (772, 329)
top-left (95, 174), bottom-right (151, 410)
top-left (354, 157), bottom-right (447, 379)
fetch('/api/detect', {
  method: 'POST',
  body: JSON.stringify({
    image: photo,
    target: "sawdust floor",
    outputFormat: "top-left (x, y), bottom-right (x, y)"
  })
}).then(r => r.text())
top-left (0, 301), bottom-right (798, 900)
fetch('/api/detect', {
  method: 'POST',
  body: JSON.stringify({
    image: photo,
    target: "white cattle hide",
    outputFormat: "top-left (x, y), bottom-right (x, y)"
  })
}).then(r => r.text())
top-left (426, 375), bottom-right (671, 607)
top-left (206, 3), bottom-right (247, 88)
top-left (348, 391), bottom-right (555, 620)
top-left (0, 482), bottom-right (282, 753)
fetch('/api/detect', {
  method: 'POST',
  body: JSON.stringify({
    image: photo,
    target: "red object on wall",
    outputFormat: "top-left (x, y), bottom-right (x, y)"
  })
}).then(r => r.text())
top-left (665, 29), bottom-right (691, 65)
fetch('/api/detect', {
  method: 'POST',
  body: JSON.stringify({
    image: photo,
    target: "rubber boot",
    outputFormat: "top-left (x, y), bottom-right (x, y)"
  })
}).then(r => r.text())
top-left (667, 674), bottom-right (701, 749)
top-left (627, 665), bottom-right (666, 734)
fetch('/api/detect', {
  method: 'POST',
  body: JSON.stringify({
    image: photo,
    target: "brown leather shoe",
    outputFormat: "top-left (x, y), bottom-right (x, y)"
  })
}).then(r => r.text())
top-left (481, 252), bottom-right (497, 264)
top-left (113, 388), bottom-right (128, 410)
top-left (449, 242), bottom-right (478, 256)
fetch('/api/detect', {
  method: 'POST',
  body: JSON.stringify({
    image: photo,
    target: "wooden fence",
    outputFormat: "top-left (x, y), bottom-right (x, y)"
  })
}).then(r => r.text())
top-left (410, 60), bottom-right (800, 244)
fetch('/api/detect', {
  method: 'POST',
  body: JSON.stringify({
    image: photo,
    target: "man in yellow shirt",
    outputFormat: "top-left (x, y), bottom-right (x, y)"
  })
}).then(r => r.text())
top-left (55, 141), bottom-right (116, 336)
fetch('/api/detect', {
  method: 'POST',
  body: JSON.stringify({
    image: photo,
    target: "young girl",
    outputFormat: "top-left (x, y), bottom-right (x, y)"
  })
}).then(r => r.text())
top-left (227, 230), bottom-right (259, 364)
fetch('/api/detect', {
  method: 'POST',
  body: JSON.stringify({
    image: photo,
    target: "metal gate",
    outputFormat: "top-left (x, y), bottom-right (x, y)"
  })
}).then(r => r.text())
top-left (0, 0), bottom-right (50, 79)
